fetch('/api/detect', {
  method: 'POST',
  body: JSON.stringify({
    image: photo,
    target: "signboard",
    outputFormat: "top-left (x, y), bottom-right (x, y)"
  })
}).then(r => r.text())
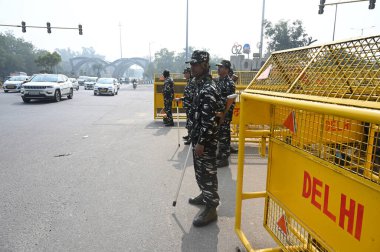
top-left (266, 141), bottom-right (380, 251)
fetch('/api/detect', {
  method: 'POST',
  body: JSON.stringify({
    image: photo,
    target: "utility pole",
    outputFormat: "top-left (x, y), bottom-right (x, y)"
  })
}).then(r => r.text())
top-left (185, 0), bottom-right (189, 61)
top-left (259, 0), bottom-right (266, 61)
top-left (333, 4), bottom-right (338, 41)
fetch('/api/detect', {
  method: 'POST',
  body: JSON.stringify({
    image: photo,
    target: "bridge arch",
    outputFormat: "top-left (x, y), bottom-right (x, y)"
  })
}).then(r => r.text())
top-left (70, 57), bottom-right (149, 78)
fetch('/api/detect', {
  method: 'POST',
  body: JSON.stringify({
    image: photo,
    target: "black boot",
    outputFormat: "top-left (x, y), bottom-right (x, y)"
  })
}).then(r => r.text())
top-left (163, 117), bottom-right (168, 124)
top-left (216, 158), bottom-right (229, 168)
top-left (193, 206), bottom-right (217, 227)
top-left (182, 135), bottom-right (189, 140)
top-left (230, 146), bottom-right (238, 154)
top-left (184, 139), bottom-right (191, 145)
top-left (189, 193), bottom-right (205, 205)
top-left (165, 119), bottom-right (174, 126)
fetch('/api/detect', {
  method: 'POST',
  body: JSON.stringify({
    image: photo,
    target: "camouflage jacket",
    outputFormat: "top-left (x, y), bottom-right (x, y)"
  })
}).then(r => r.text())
top-left (183, 77), bottom-right (195, 110)
top-left (190, 74), bottom-right (223, 145)
top-left (216, 75), bottom-right (236, 121)
top-left (163, 77), bottom-right (174, 100)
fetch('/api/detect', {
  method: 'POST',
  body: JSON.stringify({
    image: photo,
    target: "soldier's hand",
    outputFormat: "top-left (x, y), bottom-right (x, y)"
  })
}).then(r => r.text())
top-left (195, 143), bottom-right (205, 157)
top-left (216, 112), bottom-right (225, 126)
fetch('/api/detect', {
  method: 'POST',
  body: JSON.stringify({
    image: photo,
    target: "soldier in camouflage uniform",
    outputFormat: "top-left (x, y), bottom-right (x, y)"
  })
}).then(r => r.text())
top-left (186, 50), bottom-right (223, 227)
top-left (228, 69), bottom-right (239, 154)
top-left (215, 60), bottom-right (236, 168)
top-left (182, 67), bottom-right (195, 145)
top-left (162, 70), bottom-right (174, 126)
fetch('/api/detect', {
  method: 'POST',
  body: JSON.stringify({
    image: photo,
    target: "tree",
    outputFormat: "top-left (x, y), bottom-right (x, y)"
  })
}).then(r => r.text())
top-left (154, 48), bottom-right (176, 74)
top-left (35, 52), bottom-right (62, 73)
top-left (264, 19), bottom-right (316, 53)
top-left (0, 31), bottom-right (41, 78)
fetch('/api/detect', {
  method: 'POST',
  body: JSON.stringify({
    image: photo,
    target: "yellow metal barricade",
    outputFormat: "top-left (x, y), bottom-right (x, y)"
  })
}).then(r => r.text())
top-left (211, 70), bottom-right (259, 143)
top-left (153, 73), bottom-right (187, 120)
top-left (235, 35), bottom-right (380, 251)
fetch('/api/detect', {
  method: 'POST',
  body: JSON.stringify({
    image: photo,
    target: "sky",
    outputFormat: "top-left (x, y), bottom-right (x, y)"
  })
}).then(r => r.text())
top-left (0, 0), bottom-right (379, 62)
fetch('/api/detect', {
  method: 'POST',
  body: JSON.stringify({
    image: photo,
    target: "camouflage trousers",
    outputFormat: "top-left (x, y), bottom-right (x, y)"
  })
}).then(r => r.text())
top-left (192, 141), bottom-right (220, 207)
top-left (217, 121), bottom-right (231, 159)
top-left (164, 99), bottom-right (173, 121)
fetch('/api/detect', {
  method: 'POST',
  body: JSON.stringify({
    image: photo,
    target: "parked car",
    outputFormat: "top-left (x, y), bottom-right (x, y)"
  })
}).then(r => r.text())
top-left (3, 75), bottom-right (29, 93)
top-left (69, 78), bottom-right (79, 90)
top-left (77, 76), bottom-right (88, 86)
top-left (84, 77), bottom-right (98, 90)
top-left (21, 74), bottom-right (73, 103)
top-left (94, 78), bottom-right (119, 96)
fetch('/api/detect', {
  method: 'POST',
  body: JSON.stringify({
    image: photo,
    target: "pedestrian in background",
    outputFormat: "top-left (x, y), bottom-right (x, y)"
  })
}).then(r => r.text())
top-left (182, 67), bottom-right (194, 145)
top-left (162, 70), bottom-right (174, 126)
top-left (215, 60), bottom-right (236, 168)
top-left (186, 50), bottom-right (223, 227)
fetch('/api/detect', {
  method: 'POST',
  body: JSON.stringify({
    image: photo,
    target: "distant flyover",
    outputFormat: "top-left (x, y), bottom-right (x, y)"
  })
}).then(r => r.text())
top-left (70, 57), bottom-right (149, 77)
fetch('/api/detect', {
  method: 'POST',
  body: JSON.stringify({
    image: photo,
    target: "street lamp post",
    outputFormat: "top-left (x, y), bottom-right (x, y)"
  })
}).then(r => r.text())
top-left (185, 0), bottom-right (189, 61)
top-left (332, 4), bottom-right (338, 41)
top-left (259, 0), bottom-right (266, 62)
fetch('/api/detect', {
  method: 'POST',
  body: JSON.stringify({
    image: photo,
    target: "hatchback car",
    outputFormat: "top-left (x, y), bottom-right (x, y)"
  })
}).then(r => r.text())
top-left (3, 76), bottom-right (29, 92)
top-left (94, 78), bottom-right (119, 96)
top-left (21, 74), bottom-right (73, 103)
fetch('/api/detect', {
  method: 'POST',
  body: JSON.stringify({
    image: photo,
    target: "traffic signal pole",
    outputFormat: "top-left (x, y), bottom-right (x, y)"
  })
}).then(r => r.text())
top-left (318, 0), bottom-right (376, 41)
top-left (0, 22), bottom-right (83, 35)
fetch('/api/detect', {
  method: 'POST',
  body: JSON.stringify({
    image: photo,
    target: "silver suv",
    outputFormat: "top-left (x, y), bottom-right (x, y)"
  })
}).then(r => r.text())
top-left (21, 74), bottom-right (74, 103)
top-left (84, 77), bottom-right (98, 90)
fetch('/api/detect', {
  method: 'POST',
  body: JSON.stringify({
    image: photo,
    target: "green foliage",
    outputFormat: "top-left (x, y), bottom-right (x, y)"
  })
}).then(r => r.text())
top-left (0, 31), bottom-right (41, 78)
top-left (35, 51), bottom-right (62, 73)
top-left (264, 19), bottom-right (316, 53)
top-left (151, 46), bottom-right (224, 77)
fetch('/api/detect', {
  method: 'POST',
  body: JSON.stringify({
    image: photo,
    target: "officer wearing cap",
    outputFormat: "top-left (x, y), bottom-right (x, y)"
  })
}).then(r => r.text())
top-left (162, 70), bottom-right (174, 126)
top-left (182, 67), bottom-right (194, 145)
top-left (215, 60), bottom-right (236, 168)
top-left (186, 50), bottom-right (223, 227)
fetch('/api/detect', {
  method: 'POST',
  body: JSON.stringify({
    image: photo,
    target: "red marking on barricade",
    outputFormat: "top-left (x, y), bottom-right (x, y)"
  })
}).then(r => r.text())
top-left (233, 108), bottom-right (240, 117)
top-left (325, 119), bottom-right (351, 131)
top-left (302, 171), bottom-right (364, 241)
top-left (283, 111), bottom-right (297, 133)
top-left (277, 215), bottom-right (288, 235)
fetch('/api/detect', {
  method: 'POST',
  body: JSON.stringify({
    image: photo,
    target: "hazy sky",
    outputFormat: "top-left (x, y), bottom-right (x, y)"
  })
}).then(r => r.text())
top-left (1, 0), bottom-right (379, 62)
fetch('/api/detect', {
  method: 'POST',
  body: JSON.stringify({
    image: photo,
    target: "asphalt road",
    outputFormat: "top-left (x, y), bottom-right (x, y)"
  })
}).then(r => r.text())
top-left (0, 84), bottom-right (276, 252)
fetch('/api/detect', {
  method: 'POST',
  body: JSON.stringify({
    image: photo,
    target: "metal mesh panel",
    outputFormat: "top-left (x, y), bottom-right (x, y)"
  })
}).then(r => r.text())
top-left (248, 35), bottom-right (380, 102)
top-left (210, 70), bottom-right (258, 86)
top-left (266, 197), bottom-right (329, 252)
top-left (272, 105), bottom-right (380, 184)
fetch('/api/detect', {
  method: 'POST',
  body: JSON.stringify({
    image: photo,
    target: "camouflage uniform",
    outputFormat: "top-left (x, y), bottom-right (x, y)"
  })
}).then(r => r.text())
top-left (216, 75), bottom-right (236, 159)
top-left (183, 77), bottom-right (195, 133)
top-left (189, 73), bottom-right (222, 207)
top-left (163, 76), bottom-right (174, 123)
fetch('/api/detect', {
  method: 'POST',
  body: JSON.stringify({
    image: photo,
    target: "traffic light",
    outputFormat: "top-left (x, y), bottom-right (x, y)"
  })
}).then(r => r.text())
top-left (78, 24), bottom-right (83, 35)
top-left (21, 21), bottom-right (26, 33)
top-left (318, 0), bottom-right (326, 14)
top-left (369, 0), bottom-right (376, 9)
top-left (47, 22), bottom-right (51, 33)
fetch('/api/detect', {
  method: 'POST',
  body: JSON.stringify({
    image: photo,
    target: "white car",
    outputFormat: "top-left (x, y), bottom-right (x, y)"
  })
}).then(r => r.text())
top-left (3, 75), bottom-right (29, 93)
top-left (94, 78), bottom-right (119, 96)
top-left (21, 74), bottom-right (74, 103)
top-left (69, 78), bottom-right (80, 90)
top-left (77, 76), bottom-right (88, 86)
top-left (84, 77), bottom-right (98, 90)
